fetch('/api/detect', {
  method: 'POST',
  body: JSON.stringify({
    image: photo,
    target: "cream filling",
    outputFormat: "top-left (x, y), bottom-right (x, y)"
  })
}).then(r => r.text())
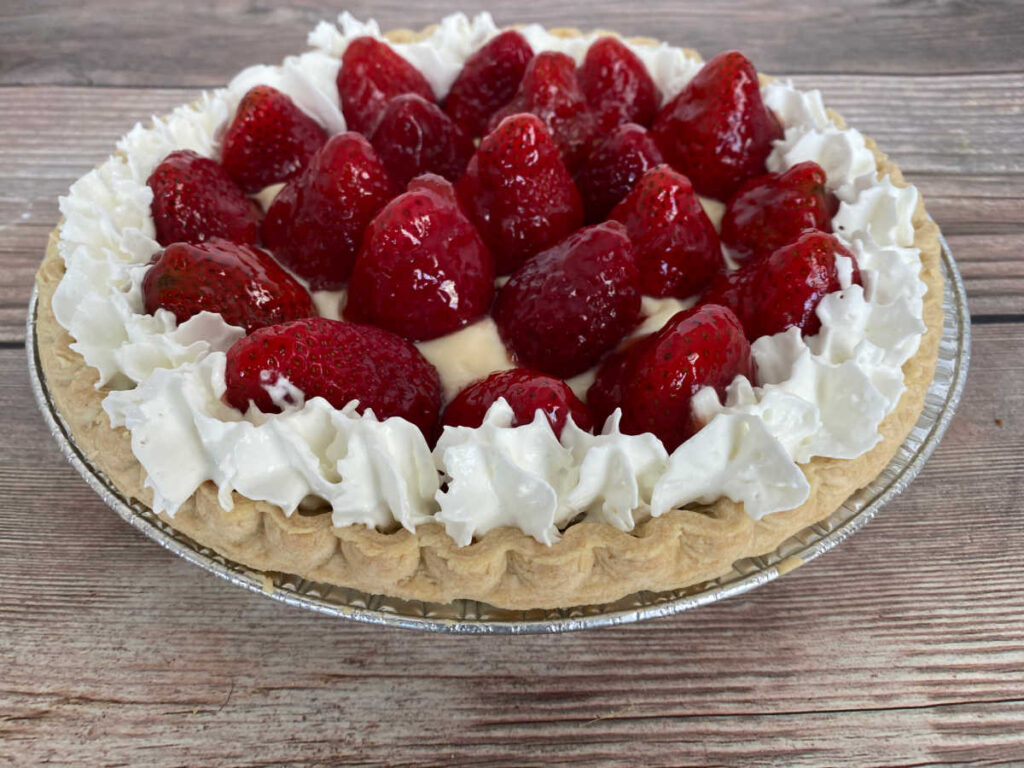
top-left (416, 318), bottom-right (515, 401)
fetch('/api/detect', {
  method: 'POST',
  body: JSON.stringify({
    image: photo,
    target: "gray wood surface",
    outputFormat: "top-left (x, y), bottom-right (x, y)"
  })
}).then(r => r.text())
top-left (1, 1), bottom-right (1022, 765)
top-left (4, 0), bottom-right (1023, 85)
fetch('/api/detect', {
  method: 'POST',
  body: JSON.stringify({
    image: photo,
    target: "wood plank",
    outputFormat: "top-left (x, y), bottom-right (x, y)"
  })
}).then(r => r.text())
top-left (3, 0), bottom-right (1024, 87)
top-left (1, 79), bottom-right (1021, 343)
top-left (944, 234), bottom-right (1024, 317)
top-left (1, 322), bottom-right (1021, 766)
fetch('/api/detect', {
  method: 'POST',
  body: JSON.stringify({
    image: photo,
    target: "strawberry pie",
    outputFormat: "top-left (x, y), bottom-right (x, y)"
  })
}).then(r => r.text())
top-left (35, 13), bottom-right (943, 609)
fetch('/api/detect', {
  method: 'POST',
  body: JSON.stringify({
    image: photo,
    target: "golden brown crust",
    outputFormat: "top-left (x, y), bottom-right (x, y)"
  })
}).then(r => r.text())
top-left (34, 28), bottom-right (944, 610)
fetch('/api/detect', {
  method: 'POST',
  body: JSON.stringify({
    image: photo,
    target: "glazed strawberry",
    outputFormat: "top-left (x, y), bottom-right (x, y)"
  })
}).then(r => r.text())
top-left (578, 37), bottom-right (661, 133)
top-left (338, 36), bottom-right (435, 134)
top-left (574, 123), bottom-right (663, 223)
top-left (584, 339), bottom-right (642, 430)
top-left (442, 369), bottom-right (593, 437)
top-left (588, 304), bottom-right (752, 450)
top-left (488, 51), bottom-right (597, 171)
top-left (346, 175), bottom-right (494, 341)
top-left (142, 239), bottom-right (314, 334)
top-left (609, 164), bottom-right (723, 298)
top-left (444, 30), bottom-right (533, 137)
top-left (721, 161), bottom-right (838, 259)
top-left (652, 51), bottom-right (782, 200)
top-left (262, 132), bottom-right (397, 290)
top-left (220, 85), bottom-right (328, 194)
top-left (224, 317), bottom-right (442, 437)
top-left (369, 95), bottom-right (474, 188)
top-left (701, 230), bottom-right (861, 339)
top-left (493, 221), bottom-right (641, 379)
top-left (456, 113), bottom-right (583, 274)
top-left (147, 150), bottom-right (262, 247)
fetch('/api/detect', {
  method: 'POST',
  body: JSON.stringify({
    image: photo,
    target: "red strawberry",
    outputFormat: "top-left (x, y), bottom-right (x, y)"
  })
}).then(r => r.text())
top-left (583, 339), bottom-right (642, 430)
top-left (493, 221), bottom-right (641, 379)
top-left (369, 94), bottom-right (474, 189)
top-left (142, 239), bottom-right (314, 334)
top-left (456, 113), bottom-right (582, 275)
top-left (444, 30), bottom-right (534, 137)
top-left (147, 150), bottom-right (262, 247)
top-left (652, 51), bottom-right (782, 200)
top-left (488, 51), bottom-right (597, 171)
top-left (442, 369), bottom-right (593, 437)
top-left (338, 37), bottom-right (435, 135)
top-left (574, 123), bottom-right (663, 223)
top-left (578, 37), bottom-right (661, 133)
top-left (721, 161), bottom-right (838, 259)
top-left (701, 230), bottom-right (861, 340)
top-left (609, 164), bottom-right (723, 298)
top-left (262, 132), bottom-right (397, 290)
top-left (224, 317), bottom-right (442, 438)
top-left (220, 85), bottom-right (328, 194)
top-left (588, 304), bottom-right (752, 450)
top-left (346, 175), bottom-right (494, 341)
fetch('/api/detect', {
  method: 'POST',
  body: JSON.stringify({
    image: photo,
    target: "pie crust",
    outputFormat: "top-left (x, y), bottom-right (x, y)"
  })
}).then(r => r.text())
top-left (35, 27), bottom-right (944, 610)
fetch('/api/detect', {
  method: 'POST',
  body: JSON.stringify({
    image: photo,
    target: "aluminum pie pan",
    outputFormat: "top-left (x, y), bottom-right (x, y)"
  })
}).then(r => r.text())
top-left (27, 232), bottom-right (969, 634)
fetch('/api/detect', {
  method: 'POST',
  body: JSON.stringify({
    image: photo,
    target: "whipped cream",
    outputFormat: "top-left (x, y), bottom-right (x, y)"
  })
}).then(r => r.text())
top-left (562, 412), bottom-right (669, 531)
top-left (651, 413), bottom-right (810, 518)
top-left (763, 80), bottom-right (878, 203)
top-left (103, 353), bottom-right (439, 530)
top-left (433, 402), bottom-right (670, 544)
top-left (53, 14), bottom-right (928, 545)
top-left (433, 400), bottom-right (577, 545)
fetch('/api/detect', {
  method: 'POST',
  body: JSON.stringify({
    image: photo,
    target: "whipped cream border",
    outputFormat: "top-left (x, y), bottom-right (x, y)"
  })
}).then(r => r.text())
top-left (52, 13), bottom-right (928, 546)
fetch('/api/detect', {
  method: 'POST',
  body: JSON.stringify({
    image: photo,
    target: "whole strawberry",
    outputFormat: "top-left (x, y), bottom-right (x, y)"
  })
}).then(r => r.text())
top-left (609, 164), bottom-right (723, 298)
top-left (224, 317), bottom-right (442, 438)
top-left (701, 230), bottom-right (861, 340)
top-left (442, 368), bottom-right (593, 437)
top-left (444, 30), bottom-right (534, 137)
top-left (346, 175), bottom-right (494, 341)
top-left (456, 113), bottom-right (582, 275)
top-left (493, 221), bottom-right (641, 379)
top-left (488, 51), bottom-right (597, 171)
top-left (220, 85), bottom-right (328, 194)
top-left (262, 132), bottom-right (397, 290)
top-left (721, 161), bottom-right (838, 259)
top-left (338, 36), bottom-right (435, 135)
top-left (578, 37), bottom-right (661, 133)
top-left (573, 337), bottom-right (644, 431)
top-left (369, 94), bottom-right (475, 188)
top-left (574, 123), bottom-right (664, 223)
top-left (652, 51), bottom-right (782, 200)
top-left (147, 150), bottom-right (262, 247)
top-left (588, 304), bottom-right (752, 451)
top-left (142, 239), bottom-right (315, 334)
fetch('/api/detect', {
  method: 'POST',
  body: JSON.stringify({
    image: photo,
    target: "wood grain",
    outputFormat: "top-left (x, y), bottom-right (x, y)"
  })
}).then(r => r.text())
top-left (1, 322), bottom-right (1022, 766)
top-left (3, 0), bottom-right (1024, 86)
top-left (2, 1), bottom-right (1023, 764)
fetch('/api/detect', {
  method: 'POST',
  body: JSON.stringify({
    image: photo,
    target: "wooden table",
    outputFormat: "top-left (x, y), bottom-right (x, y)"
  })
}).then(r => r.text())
top-left (2, 2), bottom-right (1022, 765)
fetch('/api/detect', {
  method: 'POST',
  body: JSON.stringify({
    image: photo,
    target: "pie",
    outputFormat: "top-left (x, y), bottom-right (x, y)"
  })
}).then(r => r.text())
top-left (35, 13), bottom-right (943, 609)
